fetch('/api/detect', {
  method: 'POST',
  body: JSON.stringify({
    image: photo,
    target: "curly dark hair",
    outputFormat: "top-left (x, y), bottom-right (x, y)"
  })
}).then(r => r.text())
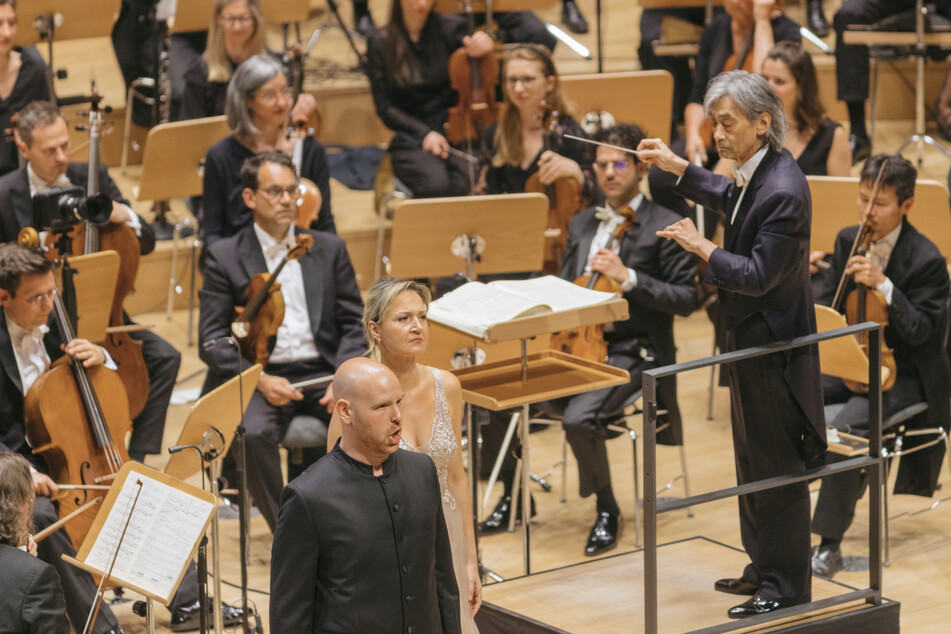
top-left (592, 123), bottom-right (648, 164)
top-left (0, 452), bottom-right (35, 548)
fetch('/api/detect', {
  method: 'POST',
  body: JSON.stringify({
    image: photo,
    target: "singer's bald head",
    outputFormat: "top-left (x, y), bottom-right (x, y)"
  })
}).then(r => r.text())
top-left (333, 358), bottom-right (404, 471)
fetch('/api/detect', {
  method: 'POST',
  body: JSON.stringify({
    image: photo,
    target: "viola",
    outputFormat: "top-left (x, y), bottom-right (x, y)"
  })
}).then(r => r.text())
top-left (22, 231), bottom-right (131, 553)
top-left (524, 105), bottom-right (583, 272)
top-left (445, 0), bottom-right (499, 146)
top-left (550, 210), bottom-right (635, 362)
top-left (231, 233), bottom-right (314, 365)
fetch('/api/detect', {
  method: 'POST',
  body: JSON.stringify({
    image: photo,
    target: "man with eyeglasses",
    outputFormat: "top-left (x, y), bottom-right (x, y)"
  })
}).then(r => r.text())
top-left (198, 151), bottom-right (366, 533)
top-left (506, 123), bottom-right (697, 556)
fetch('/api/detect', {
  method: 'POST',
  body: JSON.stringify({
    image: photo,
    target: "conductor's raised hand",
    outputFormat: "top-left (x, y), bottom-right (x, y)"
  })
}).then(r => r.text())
top-left (657, 217), bottom-right (717, 261)
top-left (636, 138), bottom-right (689, 177)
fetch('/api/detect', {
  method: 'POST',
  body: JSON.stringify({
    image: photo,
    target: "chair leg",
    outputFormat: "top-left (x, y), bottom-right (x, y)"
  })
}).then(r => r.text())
top-left (561, 432), bottom-right (568, 503)
top-left (679, 444), bottom-right (694, 518)
top-left (883, 457), bottom-right (891, 568)
top-left (631, 431), bottom-right (643, 549)
top-left (510, 458), bottom-right (522, 533)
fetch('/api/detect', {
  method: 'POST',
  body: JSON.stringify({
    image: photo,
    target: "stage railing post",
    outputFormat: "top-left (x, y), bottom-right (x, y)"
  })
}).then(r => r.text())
top-left (643, 373), bottom-right (659, 634)
top-left (868, 326), bottom-right (884, 601)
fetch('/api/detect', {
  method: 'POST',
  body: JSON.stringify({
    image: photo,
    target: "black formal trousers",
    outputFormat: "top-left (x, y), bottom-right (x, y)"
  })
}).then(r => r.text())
top-left (728, 314), bottom-right (812, 604)
top-left (834, 0), bottom-right (951, 102)
top-left (127, 323), bottom-right (181, 458)
top-left (243, 357), bottom-right (334, 532)
top-left (389, 133), bottom-right (471, 198)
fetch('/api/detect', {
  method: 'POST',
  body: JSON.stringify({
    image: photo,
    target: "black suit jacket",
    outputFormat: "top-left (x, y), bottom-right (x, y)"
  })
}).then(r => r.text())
top-left (675, 148), bottom-right (826, 458)
top-left (558, 200), bottom-right (698, 445)
top-left (0, 310), bottom-right (63, 466)
top-left (198, 224), bottom-right (366, 388)
top-left (270, 446), bottom-right (461, 634)
top-left (820, 220), bottom-right (950, 495)
top-left (0, 544), bottom-right (70, 634)
top-left (0, 163), bottom-right (156, 256)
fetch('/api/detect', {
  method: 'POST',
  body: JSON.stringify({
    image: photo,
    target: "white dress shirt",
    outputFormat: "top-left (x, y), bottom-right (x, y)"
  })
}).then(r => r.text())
top-left (729, 146), bottom-right (768, 225)
top-left (253, 223), bottom-right (319, 363)
top-left (866, 222), bottom-right (901, 305)
top-left (7, 320), bottom-right (51, 395)
top-left (585, 193), bottom-right (643, 292)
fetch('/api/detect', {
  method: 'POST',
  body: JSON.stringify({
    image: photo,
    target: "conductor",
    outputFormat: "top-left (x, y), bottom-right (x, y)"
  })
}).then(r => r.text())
top-left (638, 70), bottom-right (825, 619)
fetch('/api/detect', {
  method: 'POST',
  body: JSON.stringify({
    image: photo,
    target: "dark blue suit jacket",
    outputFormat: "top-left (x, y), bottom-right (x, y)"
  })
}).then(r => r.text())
top-left (675, 147), bottom-right (826, 458)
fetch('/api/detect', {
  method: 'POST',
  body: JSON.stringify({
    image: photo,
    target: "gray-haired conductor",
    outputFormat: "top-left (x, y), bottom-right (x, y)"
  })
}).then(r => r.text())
top-left (638, 70), bottom-right (826, 620)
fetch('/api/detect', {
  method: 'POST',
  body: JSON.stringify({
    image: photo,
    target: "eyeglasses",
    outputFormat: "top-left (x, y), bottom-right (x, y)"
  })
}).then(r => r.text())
top-left (255, 87), bottom-right (293, 104)
top-left (505, 75), bottom-right (541, 88)
top-left (258, 185), bottom-right (299, 201)
top-left (21, 289), bottom-right (56, 306)
top-left (594, 160), bottom-right (632, 172)
top-left (219, 14), bottom-right (254, 27)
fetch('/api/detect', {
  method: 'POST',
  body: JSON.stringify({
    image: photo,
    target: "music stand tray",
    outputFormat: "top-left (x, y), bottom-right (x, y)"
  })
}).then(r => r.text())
top-left (134, 116), bottom-right (230, 202)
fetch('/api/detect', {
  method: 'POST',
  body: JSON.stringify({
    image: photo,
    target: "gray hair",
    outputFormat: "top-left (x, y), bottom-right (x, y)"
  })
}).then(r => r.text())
top-left (225, 54), bottom-right (285, 139)
top-left (703, 70), bottom-right (787, 153)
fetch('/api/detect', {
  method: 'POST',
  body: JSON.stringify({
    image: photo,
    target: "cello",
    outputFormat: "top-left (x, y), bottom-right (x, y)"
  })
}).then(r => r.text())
top-left (549, 207), bottom-right (635, 363)
top-left (445, 0), bottom-right (499, 146)
top-left (832, 160), bottom-right (898, 391)
top-left (231, 233), bottom-right (314, 365)
top-left (20, 229), bottom-right (132, 553)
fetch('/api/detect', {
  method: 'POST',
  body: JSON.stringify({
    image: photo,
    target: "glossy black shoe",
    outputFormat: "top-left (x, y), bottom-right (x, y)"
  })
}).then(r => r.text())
top-left (170, 600), bottom-right (243, 632)
top-left (562, 0), bottom-right (589, 35)
top-left (727, 593), bottom-right (801, 619)
top-left (806, 0), bottom-right (831, 38)
top-left (356, 13), bottom-right (376, 38)
top-left (714, 577), bottom-right (759, 596)
top-left (849, 134), bottom-right (871, 165)
top-left (584, 511), bottom-right (621, 556)
top-left (811, 543), bottom-right (843, 579)
top-left (477, 495), bottom-right (536, 535)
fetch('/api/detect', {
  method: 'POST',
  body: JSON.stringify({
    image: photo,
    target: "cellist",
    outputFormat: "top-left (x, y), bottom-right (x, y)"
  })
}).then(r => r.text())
top-left (478, 124), bottom-right (698, 557)
top-left (0, 101), bottom-right (180, 465)
top-left (810, 154), bottom-right (951, 580)
top-left (198, 151), bottom-right (366, 533)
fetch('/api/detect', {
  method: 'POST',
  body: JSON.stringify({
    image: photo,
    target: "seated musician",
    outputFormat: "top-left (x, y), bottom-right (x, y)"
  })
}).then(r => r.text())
top-left (198, 151), bottom-right (366, 533)
top-left (810, 154), bottom-right (951, 578)
top-left (0, 100), bottom-right (181, 464)
top-left (0, 243), bottom-right (239, 633)
top-left (365, 0), bottom-right (496, 198)
top-left (480, 124), bottom-right (698, 556)
top-left (647, 0), bottom-right (801, 221)
top-left (203, 55), bottom-right (333, 248)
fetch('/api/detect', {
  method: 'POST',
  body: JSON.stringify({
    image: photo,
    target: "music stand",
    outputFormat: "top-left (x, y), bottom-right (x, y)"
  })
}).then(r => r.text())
top-left (55, 250), bottom-right (119, 344)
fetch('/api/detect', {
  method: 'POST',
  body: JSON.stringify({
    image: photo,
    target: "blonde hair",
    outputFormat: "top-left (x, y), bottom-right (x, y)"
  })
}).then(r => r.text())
top-left (493, 45), bottom-right (571, 167)
top-left (205, 0), bottom-right (267, 83)
top-left (363, 277), bottom-right (432, 360)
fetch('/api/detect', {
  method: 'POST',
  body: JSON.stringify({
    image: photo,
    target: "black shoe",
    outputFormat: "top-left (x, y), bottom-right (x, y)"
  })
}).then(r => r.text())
top-left (727, 593), bottom-right (800, 619)
top-left (849, 134), bottom-right (871, 165)
top-left (811, 543), bottom-right (843, 578)
top-left (170, 600), bottom-right (243, 632)
top-left (806, 1), bottom-right (831, 38)
top-left (714, 577), bottom-right (759, 596)
top-left (584, 511), bottom-right (621, 556)
top-left (356, 13), bottom-right (376, 38)
top-left (562, 0), bottom-right (589, 35)
top-left (477, 495), bottom-right (536, 535)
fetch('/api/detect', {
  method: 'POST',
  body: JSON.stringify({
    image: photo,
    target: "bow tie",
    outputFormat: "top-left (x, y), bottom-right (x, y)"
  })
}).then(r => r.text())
top-left (265, 239), bottom-right (296, 261)
top-left (30, 173), bottom-right (71, 193)
top-left (732, 165), bottom-right (750, 189)
top-left (595, 205), bottom-right (635, 223)
top-left (867, 240), bottom-right (892, 266)
top-left (14, 324), bottom-right (48, 347)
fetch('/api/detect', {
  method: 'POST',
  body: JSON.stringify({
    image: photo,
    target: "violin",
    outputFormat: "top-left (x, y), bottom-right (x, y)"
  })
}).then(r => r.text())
top-left (19, 230), bottom-right (132, 553)
top-left (524, 105), bottom-right (583, 272)
top-left (231, 233), bottom-right (314, 365)
top-left (287, 45), bottom-right (324, 230)
top-left (549, 209), bottom-right (635, 362)
top-left (445, 0), bottom-right (499, 146)
top-left (831, 160), bottom-right (898, 391)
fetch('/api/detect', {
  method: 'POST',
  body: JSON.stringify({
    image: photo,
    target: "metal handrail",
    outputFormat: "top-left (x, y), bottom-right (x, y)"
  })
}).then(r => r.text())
top-left (641, 322), bottom-right (885, 633)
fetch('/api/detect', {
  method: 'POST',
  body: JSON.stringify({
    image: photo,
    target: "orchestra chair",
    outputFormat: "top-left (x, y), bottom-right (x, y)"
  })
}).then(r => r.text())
top-left (560, 71), bottom-right (674, 144)
top-left (530, 388), bottom-right (693, 549)
top-left (280, 415), bottom-right (329, 466)
top-left (372, 152), bottom-right (411, 280)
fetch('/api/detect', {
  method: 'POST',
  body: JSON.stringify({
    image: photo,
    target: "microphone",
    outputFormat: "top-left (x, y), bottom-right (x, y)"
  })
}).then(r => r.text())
top-left (168, 444), bottom-right (198, 455)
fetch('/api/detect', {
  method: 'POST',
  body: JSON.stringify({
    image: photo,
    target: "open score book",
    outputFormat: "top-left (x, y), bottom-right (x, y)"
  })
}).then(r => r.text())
top-left (428, 275), bottom-right (620, 338)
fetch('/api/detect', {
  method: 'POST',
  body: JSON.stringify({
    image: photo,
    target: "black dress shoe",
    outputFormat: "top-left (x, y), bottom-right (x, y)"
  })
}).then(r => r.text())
top-left (477, 495), bottom-right (536, 535)
top-left (714, 577), bottom-right (759, 596)
top-left (806, 0), bottom-right (831, 38)
top-left (727, 593), bottom-right (799, 619)
top-left (584, 511), bottom-right (621, 556)
top-left (811, 543), bottom-right (843, 578)
top-left (170, 600), bottom-right (243, 632)
top-left (849, 134), bottom-right (871, 165)
top-left (356, 13), bottom-right (376, 38)
top-left (562, 0), bottom-right (589, 35)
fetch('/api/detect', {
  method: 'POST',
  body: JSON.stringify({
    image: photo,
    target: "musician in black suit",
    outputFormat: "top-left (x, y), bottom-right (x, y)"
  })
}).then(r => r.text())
top-left (199, 151), bottom-right (366, 532)
top-left (0, 451), bottom-right (69, 634)
top-left (641, 71), bottom-right (825, 619)
top-left (0, 100), bottom-right (179, 464)
top-left (810, 154), bottom-right (951, 578)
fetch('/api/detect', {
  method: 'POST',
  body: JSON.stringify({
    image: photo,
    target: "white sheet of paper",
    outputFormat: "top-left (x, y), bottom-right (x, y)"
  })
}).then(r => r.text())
top-left (488, 275), bottom-right (619, 312)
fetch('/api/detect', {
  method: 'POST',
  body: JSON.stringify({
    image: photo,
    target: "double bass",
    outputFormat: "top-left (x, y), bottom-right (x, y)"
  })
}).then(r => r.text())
top-left (20, 230), bottom-right (132, 553)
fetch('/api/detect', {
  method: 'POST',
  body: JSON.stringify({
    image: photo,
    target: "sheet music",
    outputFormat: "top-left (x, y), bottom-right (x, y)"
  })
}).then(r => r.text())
top-left (488, 276), bottom-right (619, 312)
top-left (83, 470), bottom-right (213, 601)
top-left (429, 282), bottom-right (551, 337)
